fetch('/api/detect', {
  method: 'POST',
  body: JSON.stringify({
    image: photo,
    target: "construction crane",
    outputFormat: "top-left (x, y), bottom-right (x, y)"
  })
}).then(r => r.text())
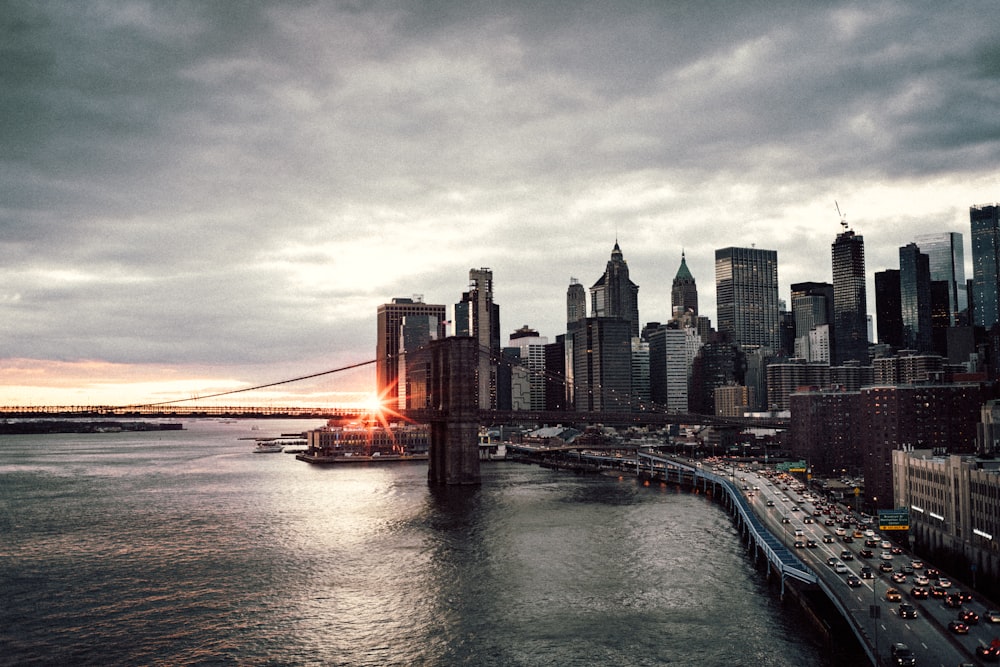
top-left (835, 200), bottom-right (848, 230)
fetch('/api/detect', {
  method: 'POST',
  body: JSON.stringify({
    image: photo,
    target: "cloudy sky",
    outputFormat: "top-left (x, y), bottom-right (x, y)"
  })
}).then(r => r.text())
top-left (2, 1), bottom-right (999, 407)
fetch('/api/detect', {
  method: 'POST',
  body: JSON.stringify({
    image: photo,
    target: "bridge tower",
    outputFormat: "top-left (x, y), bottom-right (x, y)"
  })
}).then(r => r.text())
top-left (427, 336), bottom-right (481, 485)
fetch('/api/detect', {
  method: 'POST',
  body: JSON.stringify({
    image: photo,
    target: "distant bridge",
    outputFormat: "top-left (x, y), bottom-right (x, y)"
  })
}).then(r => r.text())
top-left (0, 405), bottom-right (789, 430)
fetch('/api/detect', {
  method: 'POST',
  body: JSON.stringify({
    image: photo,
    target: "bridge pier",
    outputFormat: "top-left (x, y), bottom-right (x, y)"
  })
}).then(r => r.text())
top-left (427, 337), bottom-right (481, 486)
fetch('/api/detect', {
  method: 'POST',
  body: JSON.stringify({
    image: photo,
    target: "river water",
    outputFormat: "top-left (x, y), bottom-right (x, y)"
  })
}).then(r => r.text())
top-left (0, 419), bottom-right (858, 666)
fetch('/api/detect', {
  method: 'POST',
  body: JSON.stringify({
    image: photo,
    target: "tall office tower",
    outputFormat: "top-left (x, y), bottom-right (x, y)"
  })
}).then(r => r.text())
top-left (648, 323), bottom-right (702, 412)
top-left (455, 268), bottom-right (501, 410)
top-left (631, 338), bottom-right (650, 410)
top-left (970, 204), bottom-right (1000, 328)
top-left (714, 247), bottom-right (780, 352)
top-left (831, 228), bottom-right (870, 365)
top-left (790, 282), bottom-right (833, 362)
top-left (566, 278), bottom-right (587, 328)
top-left (915, 232), bottom-right (967, 325)
top-left (899, 243), bottom-right (933, 352)
top-left (670, 251), bottom-right (698, 318)
top-left (874, 270), bottom-right (903, 349)
top-left (590, 241), bottom-right (640, 338)
top-left (507, 326), bottom-right (549, 411)
top-left (571, 317), bottom-right (633, 412)
top-left (376, 297), bottom-right (447, 409)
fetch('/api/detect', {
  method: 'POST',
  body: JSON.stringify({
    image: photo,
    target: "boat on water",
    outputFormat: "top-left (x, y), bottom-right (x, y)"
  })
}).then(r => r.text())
top-left (252, 439), bottom-right (284, 453)
top-left (252, 436), bottom-right (308, 454)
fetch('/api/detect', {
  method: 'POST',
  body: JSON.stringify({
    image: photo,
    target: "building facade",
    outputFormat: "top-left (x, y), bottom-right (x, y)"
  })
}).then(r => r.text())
top-left (892, 450), bottom-right (1000, 596)
top-left (915, 231), bottom-right (967, 326)
top-left (970, 204), bottom-right (1000, 329)
top-left (571, 317), bottom-right (633, 413)
top-left (590, 242), bottom-right (640, 338)
top-left (899, 243), bottom-right (933, 352)
top-left (832, 228), bottom-right (870, 365)
top-left (376, 297), bottom-right (447, 409)
top-left (714, 247), bottom-right (779, 352)
top-left (455, 268), bottom-right (501, 410)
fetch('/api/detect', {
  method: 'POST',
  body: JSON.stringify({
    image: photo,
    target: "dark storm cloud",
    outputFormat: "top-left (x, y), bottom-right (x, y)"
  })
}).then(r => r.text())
top-left (1, 0), bottom-right (999, 399)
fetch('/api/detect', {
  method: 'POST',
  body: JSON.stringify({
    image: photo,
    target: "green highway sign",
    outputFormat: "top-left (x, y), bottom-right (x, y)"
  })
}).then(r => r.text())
top-left (777, 460), bottom-right (806, 472)
top-left (878, 508), bottom-right (910, 531)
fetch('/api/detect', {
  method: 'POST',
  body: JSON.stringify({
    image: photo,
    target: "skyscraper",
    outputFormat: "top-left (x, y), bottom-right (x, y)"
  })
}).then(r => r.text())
top-left (571, 317), bottom-right (632, 412)
top-left (670, 251), bottom-right (698, 318)
top-left (831, 228), bottom-right (869, 364)
top-left (590, 241), bottom-right (640, 338)
top-left (970, 204), bottom-right (1000, 329)
top-left (874, 269), bottom-right (903, 349)
top-left (714, 246), bottom-right (779, 352)
top-left (566, 278), bottom-right (587, 328)
top-left (376, 297), bottom-right (447, 409)
top-left (455, 268), bottom-right (500, 410)
top-left (915, 231), bottom-right (967, 325)
top-left (790, 282), bottom-right (833, 362)
top-left (899, 243), bottom-right (933, 352)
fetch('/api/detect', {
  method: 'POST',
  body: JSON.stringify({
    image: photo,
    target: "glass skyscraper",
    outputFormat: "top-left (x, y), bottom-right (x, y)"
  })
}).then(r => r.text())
top-left (715, 246), bottom-right (779, 352)
top-left (899, 243), bottom-right (933, 352)
top-left (915, 231), bottom-right (967, 326)
top-left (831, 229), bottom-right (869, 365)
top-left (970, 204), bottom-right (1000, 329)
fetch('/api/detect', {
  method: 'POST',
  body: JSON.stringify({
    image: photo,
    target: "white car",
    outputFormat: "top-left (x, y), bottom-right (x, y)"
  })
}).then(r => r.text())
top-left (834, 562), bottom-right (849, 573)
top-left (880, 552), bottom-right (893, 561)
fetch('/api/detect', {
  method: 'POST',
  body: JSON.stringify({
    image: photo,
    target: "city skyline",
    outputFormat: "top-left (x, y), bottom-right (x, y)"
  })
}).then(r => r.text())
top-left (2, 2), bottom-right (999, 406)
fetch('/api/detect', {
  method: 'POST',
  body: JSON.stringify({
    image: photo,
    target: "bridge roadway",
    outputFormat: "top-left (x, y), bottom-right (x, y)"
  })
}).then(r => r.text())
top-left (636, 452), bottom-right (993, 667)
top-left (0, 406), bottom-right (790, 429)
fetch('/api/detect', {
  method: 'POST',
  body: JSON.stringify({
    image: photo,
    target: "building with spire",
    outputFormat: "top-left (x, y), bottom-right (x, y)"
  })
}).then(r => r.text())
top-left (589, 241), bottom-right (640, 338)
top-left (671, 251), bottom-right (698, 318)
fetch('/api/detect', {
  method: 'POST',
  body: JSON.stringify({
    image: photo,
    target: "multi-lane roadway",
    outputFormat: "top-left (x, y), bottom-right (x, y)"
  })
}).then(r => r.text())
top-left (712, 461), bottom-right (1000, 666)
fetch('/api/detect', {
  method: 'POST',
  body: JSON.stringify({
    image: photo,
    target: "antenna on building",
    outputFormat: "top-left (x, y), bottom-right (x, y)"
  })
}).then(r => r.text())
top-left (835, 201), bottom-right (848, 230)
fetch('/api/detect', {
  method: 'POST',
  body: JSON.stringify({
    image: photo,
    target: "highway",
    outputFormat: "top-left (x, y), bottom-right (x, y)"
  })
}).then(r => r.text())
top-left (711, 461), bottom-right (1000, 666)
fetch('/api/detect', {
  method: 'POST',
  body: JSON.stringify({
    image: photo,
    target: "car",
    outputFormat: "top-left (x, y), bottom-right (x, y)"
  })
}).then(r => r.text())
top-left (842, 534), bottom-right (854, 543)
top-left (926, 567), bottom-right (940, 579)
top-left (945, 593), bottom-right (963, 608)
top-left (914, 575), bottom-right (929, 586)
top-left (910, 586), bottom-right (928, 599)
top-left (806, 539), bottom-right (817, 548)
top-left (957, 589), bottom-right (974, 603)
top-left (880, 551), bottom-right (893, 560)
top-left (948, 620), bottom-right (969, 634)
top-left (890, 642), bottom-right (916, 666)
top-left (900, 565), bottom-right (914, 575)
top-left (826, 556), bottom-right (838, 567)
top-left (846, 574), bottom-right (862, 588)
top-left (822, 535), bottom-right (835, 543)
top-left (781, 517), bottom-right (790, 524)
top-left (834, 562), bottom-right (848, 573)
top-left (860, 566), bottom-right (874, 579)
top-left (891, 546), bottom-right (903, 554)
top-left (865, 538), bottom-right (880, 548)
top-left (881, 540), bottom-right (892, 549)
top-left (885, 587), bottom-right (902, 602)
top-left (938, 577), bottom-right (952, 588)
top-left (766, 500), bottom-right (775, 506)
top-left (794, 540), bottom-right (806, 549)
top-left (879, 562), bottom-right (894, 573)
top-left (803, 517), bottom-right (814, 524)
top-left (824, 518), bottom-right (835, 526)
top-left (910, 559), bottom-right (923, 569)
top-left (987, 609), bottom-right (1000, 623)
top-left (859, 548), bottom-right (874, 558)
top-left (898, 603), bottom-right (917, 619)
top-left (976, 644), bottom-right (1000, 661)
top-left (891, 572), bottom-right (907, 584)
top-left (930, 585), bottom-right (946, 598)
top-left (959, 609), bottom-right (979, 624)
top-left (840, 550), bottom-right (854, 561)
